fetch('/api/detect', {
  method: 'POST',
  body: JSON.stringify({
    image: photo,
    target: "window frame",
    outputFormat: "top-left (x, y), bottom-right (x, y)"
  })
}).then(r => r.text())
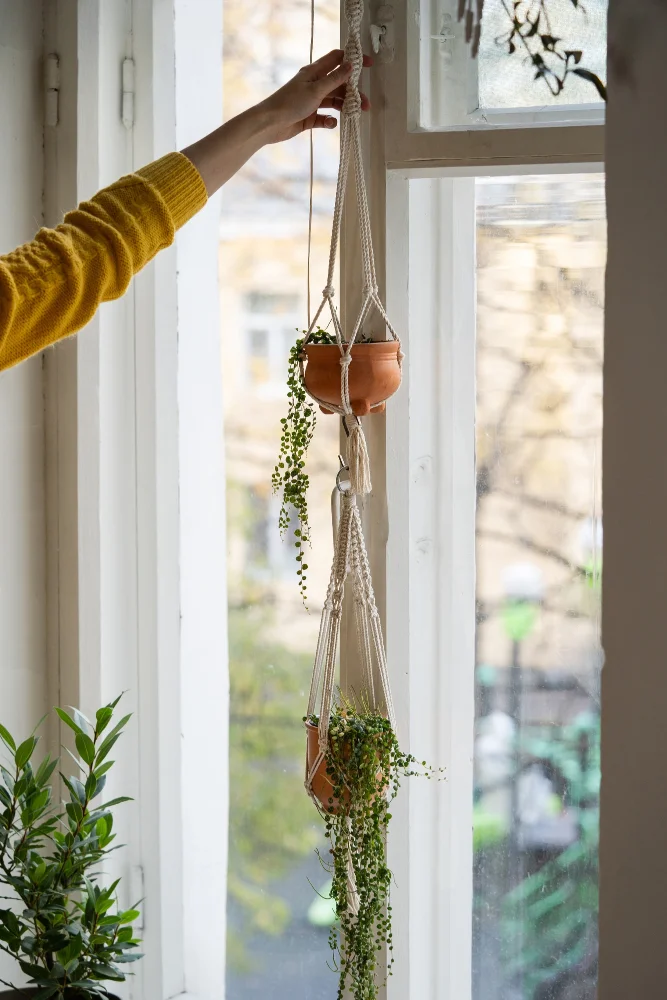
top-left (43, 3), bottom-right (227, 999)
top-left (339, 4), bottom-right (606, 998)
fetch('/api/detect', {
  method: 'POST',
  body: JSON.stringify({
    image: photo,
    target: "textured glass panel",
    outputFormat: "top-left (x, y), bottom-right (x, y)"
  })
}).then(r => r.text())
top-left (478, 1), bottom-right (607, 109)
top-left (473, 174), bottom-right (605, 1000)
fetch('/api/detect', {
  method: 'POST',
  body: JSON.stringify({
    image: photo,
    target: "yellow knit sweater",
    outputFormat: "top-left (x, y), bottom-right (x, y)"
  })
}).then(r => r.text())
top-left (0, 152), bottom-right (208, 372)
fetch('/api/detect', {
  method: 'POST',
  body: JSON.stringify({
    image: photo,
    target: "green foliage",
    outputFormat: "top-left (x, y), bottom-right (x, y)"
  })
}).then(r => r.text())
top-left (502, 712), bottom-right (600, 996)
top-left (309, 703), bottom-right (441, 1000)
top-left (227, 604), bottom-right (322, 967)
top-left (272, 328), bottom-right (334, 605)
top-left (0, 700), bottom-right (140, 998)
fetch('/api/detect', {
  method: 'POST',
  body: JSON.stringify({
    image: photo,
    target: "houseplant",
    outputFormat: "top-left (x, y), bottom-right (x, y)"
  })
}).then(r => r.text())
top-left (306, 701), bottom-right (440, 1000)
top-left (273, 328), bottom-right (393, 601)
top-left (0, 698), bottom-right (141, 998)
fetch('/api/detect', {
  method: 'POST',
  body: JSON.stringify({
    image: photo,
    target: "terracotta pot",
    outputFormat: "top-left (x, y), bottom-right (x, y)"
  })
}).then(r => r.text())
top-left (305, 721), bottom-right (386, 814)
top-left (306, 720), bottom-right (348, 813)
top-left (303, 342), bottom-right (401, 416)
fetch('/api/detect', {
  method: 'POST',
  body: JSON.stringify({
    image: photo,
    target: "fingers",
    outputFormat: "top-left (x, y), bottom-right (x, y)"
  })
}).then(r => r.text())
top-left (305, 113), bottom-right (338, 132)
top-left (306, 48), bottom-right (344, 78)
top-left (314, 114), bottom-right (338, 130)
top-left (319, 93), bottom-right (371, 112)
top-left (321, 60), bottom-right (353, 93)
top-left (306, 49), bottom-right (374, 79)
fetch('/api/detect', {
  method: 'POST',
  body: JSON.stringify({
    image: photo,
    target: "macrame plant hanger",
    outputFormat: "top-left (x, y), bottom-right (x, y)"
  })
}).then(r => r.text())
top-left (299, 0), bottom-right (403, 498)
top-left (303, 0), bottom-right (400, 820)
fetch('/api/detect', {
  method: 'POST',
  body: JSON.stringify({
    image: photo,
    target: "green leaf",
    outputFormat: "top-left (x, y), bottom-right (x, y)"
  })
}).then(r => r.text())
top-left (66, 800), bottom-right (84, 824)
top-left (94, 760), bottom-right (115, 779)
top-left (55, 707), bottom-right (86, 738)
top-left (61, 774), bottom-right (85, 804)
top-left (35, 756), bottom-right (58, 788)
top-left (75, 731), bottom-right (96, 766)
top-left (72, 708), bottom-right (93, 735)
top-left (118, 908), bottom-right (141, 924)
top-left (572, 67), bottom-right (607, 101)
top-left (95, 706), bottom-right (114, 735)
top-left (97, 796), bottom-right (132, 811)
top-left (95, 714), bottom-right (131, 763)
top-left (15, 737), bottom-right (38, 769)
top-left (0, 724), bottom-right (16, 752)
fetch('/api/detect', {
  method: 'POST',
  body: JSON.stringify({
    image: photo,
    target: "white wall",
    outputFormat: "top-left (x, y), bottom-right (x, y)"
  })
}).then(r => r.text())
top-left (0, 3), bottom-right (47, 762)
top-left (600, 0), bottom-right (667, 996)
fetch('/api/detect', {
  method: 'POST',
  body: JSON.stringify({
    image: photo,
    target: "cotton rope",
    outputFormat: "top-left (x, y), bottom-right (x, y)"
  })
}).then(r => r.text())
top-left (307, 0), bottom-right (315, 327)
top-left (305, 487), bottom-right (397, 796)
top-left (300, 0), bottom-right (403, 495)
top-left (303, 7), bottom-right (399, 917)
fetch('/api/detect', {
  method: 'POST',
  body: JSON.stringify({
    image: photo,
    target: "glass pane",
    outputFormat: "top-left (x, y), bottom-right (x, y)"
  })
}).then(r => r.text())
top-left (474, 174), bottom-right (605, 1000)
top-left (421, 0), bottom-right (607, 127)
top-left (478, 1), bottom-right (608, 109)
top-left (221, 1), bottom-right (340, 997)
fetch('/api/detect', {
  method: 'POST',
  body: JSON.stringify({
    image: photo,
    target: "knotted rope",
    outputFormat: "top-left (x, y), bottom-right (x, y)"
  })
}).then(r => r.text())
top-left (305, 490), bottom-right (397, 785)
top-left (300, 0), bottom-right (403, 495)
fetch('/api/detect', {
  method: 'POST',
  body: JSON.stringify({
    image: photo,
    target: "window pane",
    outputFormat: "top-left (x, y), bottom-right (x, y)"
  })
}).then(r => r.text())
top-left (478, 1), bottom-right (607, 110)
top-left (421, 0), bottom-right (607, 127)
top-left (474, 174), bottom-right (605, 1000)
top-left (221, 1), bottom-right (340, 997)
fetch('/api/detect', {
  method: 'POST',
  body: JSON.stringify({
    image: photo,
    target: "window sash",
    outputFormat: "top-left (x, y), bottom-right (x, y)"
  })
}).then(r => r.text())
top-left (338, 4), bottom-right (608, 998)
top-left (381, 0), bottom-right (604, 169)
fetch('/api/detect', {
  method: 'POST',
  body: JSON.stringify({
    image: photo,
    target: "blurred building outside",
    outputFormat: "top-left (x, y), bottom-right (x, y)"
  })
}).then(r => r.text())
top-left (220, 3), bottom-right (605, 999)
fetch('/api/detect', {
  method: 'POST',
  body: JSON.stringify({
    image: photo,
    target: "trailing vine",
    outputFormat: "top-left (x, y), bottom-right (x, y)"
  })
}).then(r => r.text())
top-left (272, 329), bottom-right (333, 605)
top-left (458, 0), bottom-right (607, 100)
top-left (272, 329), bottom-right (372, 604)
top-left (307, 703), bottom-right (442, 1000)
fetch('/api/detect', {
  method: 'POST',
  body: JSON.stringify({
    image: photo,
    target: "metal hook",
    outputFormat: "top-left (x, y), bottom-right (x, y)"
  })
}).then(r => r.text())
top-left (336, 454), bottom-right (351, 494)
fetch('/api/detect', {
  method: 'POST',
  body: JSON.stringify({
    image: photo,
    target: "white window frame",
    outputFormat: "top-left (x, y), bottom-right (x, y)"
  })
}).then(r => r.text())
top-left (339, 3), bottom-right (605, 998)
top-left (43, 3), bottom-right (226, 999)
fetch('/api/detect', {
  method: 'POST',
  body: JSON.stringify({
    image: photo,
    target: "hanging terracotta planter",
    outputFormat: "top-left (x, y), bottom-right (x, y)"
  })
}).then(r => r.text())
top-left (306, 719), bottom-right (348, 812)
top-left (303, 341), bottom-right (401, 416)
top-left (306, 718), bottom-right (387, 815)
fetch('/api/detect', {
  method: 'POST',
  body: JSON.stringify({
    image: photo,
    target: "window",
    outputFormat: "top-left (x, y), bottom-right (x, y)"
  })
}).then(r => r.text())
top-left (361, 5), bottom-right (607, 999)
top-left (473, 174), bottom-right (604, 1000)
top-left (242, 292), bottom-right (301, 396)
top-left (420, 0), bottom-right (607, 129)
top-left (221, 2), bottom-right (340, 997)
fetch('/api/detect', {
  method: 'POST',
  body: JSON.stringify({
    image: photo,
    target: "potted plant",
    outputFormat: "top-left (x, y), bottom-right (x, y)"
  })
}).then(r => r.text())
top-left (302, 338), bottom-right (401, 417)
top-left (0, 698), bottom-right (141, 998)
top-left (305, 700), bottom-right (440, 1000)
top-left (273, 328), bottom-right (398, 602)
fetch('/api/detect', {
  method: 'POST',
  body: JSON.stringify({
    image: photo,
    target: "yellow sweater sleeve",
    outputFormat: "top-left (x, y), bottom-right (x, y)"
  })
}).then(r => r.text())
top-left (0, 152), bottom-right (208, 372)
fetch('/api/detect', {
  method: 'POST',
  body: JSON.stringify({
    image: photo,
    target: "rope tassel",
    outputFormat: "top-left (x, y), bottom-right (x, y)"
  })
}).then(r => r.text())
top-left (347, 421), bottom-right (372, 496)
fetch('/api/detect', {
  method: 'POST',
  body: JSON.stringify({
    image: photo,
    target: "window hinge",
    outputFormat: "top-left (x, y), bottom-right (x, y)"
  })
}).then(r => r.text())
top-left (122, 58), bottom-right (135, 129)
top-left (45, 53), bottom-right (60, 127)
top-left (129, 864), bottom-right (145, 930)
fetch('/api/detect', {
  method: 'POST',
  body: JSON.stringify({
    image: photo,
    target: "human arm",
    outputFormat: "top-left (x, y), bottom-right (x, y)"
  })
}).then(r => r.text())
top-left (0, 49), bottom-right (369, 372)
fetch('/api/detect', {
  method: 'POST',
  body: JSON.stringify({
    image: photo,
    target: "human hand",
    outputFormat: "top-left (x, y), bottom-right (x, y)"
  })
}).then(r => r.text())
top-left (254, 48), bottom-right (372, 144)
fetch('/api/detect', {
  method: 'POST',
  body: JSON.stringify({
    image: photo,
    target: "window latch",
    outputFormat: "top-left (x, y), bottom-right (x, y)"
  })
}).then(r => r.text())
top-left (370, 3), bottom-right (394, 62)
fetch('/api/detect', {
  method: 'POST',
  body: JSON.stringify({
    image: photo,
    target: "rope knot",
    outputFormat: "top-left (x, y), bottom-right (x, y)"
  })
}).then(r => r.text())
top-left (340, 353), bottom-right (352, 368)
top-left (322, 284), bottom-right (335, 299)
top-left (343, 89), bottom-right (362, 118)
